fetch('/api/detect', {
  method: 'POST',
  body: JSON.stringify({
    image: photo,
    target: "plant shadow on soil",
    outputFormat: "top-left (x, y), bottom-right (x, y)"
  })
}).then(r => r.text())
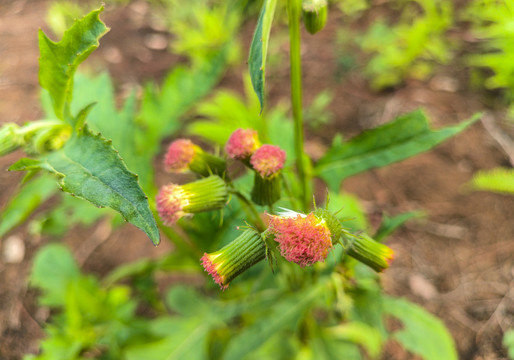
top-left (0, 1), bottom-right (513, 359)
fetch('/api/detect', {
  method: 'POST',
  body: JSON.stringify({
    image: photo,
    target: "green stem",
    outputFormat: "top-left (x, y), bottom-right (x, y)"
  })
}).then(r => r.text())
top-left (287, 0), bottom-right (309, 212)
top-left (230, 189), bottom-right (266, 231)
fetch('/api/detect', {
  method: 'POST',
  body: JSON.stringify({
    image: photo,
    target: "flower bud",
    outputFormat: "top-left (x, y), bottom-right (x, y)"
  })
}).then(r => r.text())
top-left (156, 175), bottom-right (228, 225)
top-left (347, 234), bottom-right (394, 272)
top-left (164, 138), bottom-right (226, 177)
top-left (250, 144), bottom-right (286, 206)
top-left (225, 128), bottom-right (260, 161)
top-left (267, 210), bottom-right (333, 267)
top-left (201, 228), bottom-right (266, 290)
top-left (0, 123), bottom-right (23, 156)
top-left (303, 0), bottom-right (328, 35)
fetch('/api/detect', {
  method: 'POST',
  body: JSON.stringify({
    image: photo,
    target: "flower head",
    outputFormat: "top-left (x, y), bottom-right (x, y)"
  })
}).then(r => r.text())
top-left (156, 175), bottom-right (228, 225)
top-left (250, 144), bottom-right (286, 178)
top-left (347, 234), bottom-right (395, 272)
top-left (225, 128), bottom-right (260, 160)
top-left (156, 183), bottom-right (188, 225)
top-left (164, 139), bottom-right (196, 172)
top-left (268, 212), bottom-right (332, 267)
top-left (201, 253), bottom-right (228, 290)
top-left (201, 229), bottom-right (266, 290)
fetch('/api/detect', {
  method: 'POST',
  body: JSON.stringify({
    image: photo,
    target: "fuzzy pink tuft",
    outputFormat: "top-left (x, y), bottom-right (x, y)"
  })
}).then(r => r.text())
top-left (201, 253), bottom-right (228, 290)
top-left (250, 144), bottom-right (286, 177)
top-left (225, 128), bottom-right (260, 160)
top-left (156, 184), bottom-right (186, 225)
top-left (269, 213), bottom-right (332, 267)
top-left (164, 139), bottom-right (196, 172)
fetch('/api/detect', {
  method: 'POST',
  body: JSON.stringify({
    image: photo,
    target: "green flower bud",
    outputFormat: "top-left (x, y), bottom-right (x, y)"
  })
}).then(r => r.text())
top-left (202, 228), bottom-right (266, 290)
top-left (0, 123), bottom-right (23, 156)
top-left (156, 175), bottom-right (228, 224)
top-left (347, 234), bottom-right (394, 272)
top-left (303, 0), bottom-right (328, 35)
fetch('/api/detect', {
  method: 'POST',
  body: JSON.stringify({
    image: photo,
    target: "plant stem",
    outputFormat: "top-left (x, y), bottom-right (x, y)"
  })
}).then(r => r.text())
top-left (230, 189), bottom-right (266, 231)
top-left (287, 0), bottom-right (309, 212)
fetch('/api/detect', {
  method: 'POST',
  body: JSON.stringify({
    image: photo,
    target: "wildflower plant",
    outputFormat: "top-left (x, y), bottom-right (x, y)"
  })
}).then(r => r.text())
top-left (0, 2), bottom-right (483, 359)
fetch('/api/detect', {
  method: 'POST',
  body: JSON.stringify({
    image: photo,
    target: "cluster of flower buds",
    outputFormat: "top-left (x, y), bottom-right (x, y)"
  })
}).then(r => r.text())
top-left (202, 206), bottom-right (394, 290)
top-left (225, 128), bottom-right (286, 206)
top-left (156, 130), bottom-right (394, 291)
top-left (156, 129), bottom-right (287, 224)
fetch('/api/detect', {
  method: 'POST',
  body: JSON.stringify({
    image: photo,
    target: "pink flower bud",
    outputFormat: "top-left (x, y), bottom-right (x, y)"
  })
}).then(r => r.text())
top-left (268, 213), bottom-right (332, 267)
top-left (156, 184), bottom-right (187, 225)
top-left (201, 253), bottom-right (228, 290)
top-left (250, 144), bottom-right (286, 178)
top-left (225, 128), bottom-right (260, 160)
top-left (201, 229), bottom-right (266, 290)
top-left (164, 139), bottom-right (196, 172)
top-left (156, 176), bottom-right (228, 225)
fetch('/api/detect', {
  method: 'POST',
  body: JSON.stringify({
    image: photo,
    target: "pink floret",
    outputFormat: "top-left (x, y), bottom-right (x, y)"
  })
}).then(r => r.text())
top-left (250, 144), bottom-right (286, 177)
top-left (164, 139), bottom-right (196, 172)
top-left (225, 128), bottom-right (260, 160)
top-left (156, 184), bottom-right (185, 225)
top-left (269, 213), bottom-right (332, 267)
top-left (201, 253), bottom-right (228, 290)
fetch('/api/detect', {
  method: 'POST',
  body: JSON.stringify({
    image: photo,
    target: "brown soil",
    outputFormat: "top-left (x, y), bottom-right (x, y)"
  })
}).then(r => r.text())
top-left (1, 1), bottom-right (513, 359)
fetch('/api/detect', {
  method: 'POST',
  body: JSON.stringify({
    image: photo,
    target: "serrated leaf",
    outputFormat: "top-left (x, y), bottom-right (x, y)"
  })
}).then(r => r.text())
top-left (41, 126), bottom-right (159, 244)
top-left (0, 175), bottom-right (57, 238)
top-left (63, 72), bottom-right (157, 193)
top-left (315, 111), bottom-right (481, 191)
top-left (467, 167), bottom-right (514, 194)
top-left (374, 210), bottom-right (424, 242)
top-left (38, 7), bottom-right (108, 121)
top-left (383, 296), bottom-right (458, 360)
top-left (248, 0), bottom-right (277, 112)
top-left (30, 243), bottom-right (81, 307)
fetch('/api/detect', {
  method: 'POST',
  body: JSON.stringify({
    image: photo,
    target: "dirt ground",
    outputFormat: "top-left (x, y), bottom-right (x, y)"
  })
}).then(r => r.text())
top-left (0, 1), bottom-right (513, 359)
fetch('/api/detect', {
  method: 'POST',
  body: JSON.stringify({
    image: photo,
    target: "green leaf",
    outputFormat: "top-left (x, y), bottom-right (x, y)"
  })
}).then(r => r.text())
top-left (467, 167), bottom-right (514, 194)
top-left (30, 244), bottom-right (81, 307)
top-left (315, 111), bottom-right (480, 191)
top-left (383, 296), bottom-right (458, 360)
top-left (124, 317), bottom-right (209, 360)
top-left (38, 7), bottom-right (108, 121)
top-left (222, 282), bottom-right (325, 360)
top-left (310, 335), bottom-right (363, 360)
top-left (8, 158), bottom-right (50, 172)
top-left (374, 210), bottom-right (424, 242)
top-left (65, 72), bottom-right (157, 193)
top-left (325, 191), bottom-right (368, 231)
top-left (503, 329), bottom-right (514, 360)
top-left (325, 322), bottom-right (383, 358)
top-left (0, 175), bottom-right (57, 238)
top-left (42, 126), bottom-right (159, 245)
top-left (30, 194), bottom-right (115, 237)
top-left (248, 0), bottom-right (277, 112)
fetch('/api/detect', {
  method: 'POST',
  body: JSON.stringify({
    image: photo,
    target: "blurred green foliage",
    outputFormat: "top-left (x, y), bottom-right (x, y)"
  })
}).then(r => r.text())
top-left (358, 0), bottom-right (454, 89)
